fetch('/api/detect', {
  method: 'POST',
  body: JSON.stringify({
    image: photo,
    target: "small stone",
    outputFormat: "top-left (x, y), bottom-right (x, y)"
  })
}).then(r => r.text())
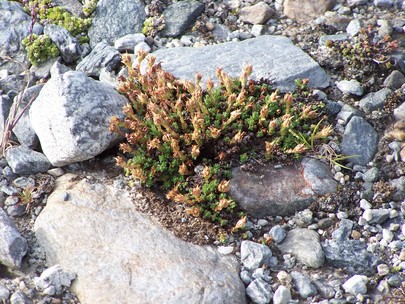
top-left (346, 19), bottom-right (361, 37)
top-left (291, 271), bottom-right (317, 299)
top-left (340, 116), bottom-right (378, 166)
top-left (239, 2), bottom-right (274, 25)
top-left (1, 185), bottom-right (19, 196)
top-left (5, 146), bottom-right (51, 175)
top-left (377, 264), bottom-right (390, 276)
top-left (240, 270), bottom-right (253, 285)
top-left (0, 208), bottom-right (28, 268)
top-left (283, 0), bottom-right (335, 22)
top-left (374, 0), bottom-right (394, 8)
top-left (241, 240), bottom-right (272, 271)
top-left (114, 33), bottom-right (145, 52)
top-left (336, 79), bottom-right (364, 96)
top-left (358, 217), bottom-right (367, 226)
top-left (363, 167), bottom-right (379, 183)
top-left (359, 199), bottom-right (372, 210)
top-left (317, 218), bottom-right (334, 229)
top-left (383, 70), bottom-right (405, 90)
top-left (294, 209), bottom-right (313, 228)
top-left (273, 285), bottom-right (292, 304)
top-left (47, 168), bottom-right (64, 177)
top-left (246, 278), bottom-right (273, 304)
top-left (382, 229), bottom-right (394, 243)
top-left (269, 225), bottom-right (286, 243)
top-left (251, 25), bottom-right (265, 37)
top-left (377, 19), bottom-right (393, 38)
top-left (312, 279), bottom-right (335, 299)
top-left (218, 246), bottom-right (233, 255)
top-left (34, 265), bottom-right (76, 295)
top-left (387, 274), bottom-right (402, 287)
top-left (369, 209), bottom-right (390, 224)
top-left (359, 88), bottom-right (392, 113)
top-left (134, 42), bottom-right (151, 54)
top-left (351, 230), bottom-right (361, 240)
top-left (10, 291), bottom-right (32, 304)
top-left (337, 211), bottom-right (348, 220)
top-left (0, 285), bottom-right (10, 300)
top-left (13, 177), bottom-right (35, 190)
top-left (342, 275), bottom-right (368, 295)
top-left (257, 219), bottom-right (269, 227)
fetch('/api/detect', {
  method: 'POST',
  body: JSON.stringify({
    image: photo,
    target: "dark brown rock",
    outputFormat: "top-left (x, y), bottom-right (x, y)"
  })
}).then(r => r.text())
top-left (229, 158), bottom-right (337, 217)
top-left (284, 0), bottom-right (336, 23)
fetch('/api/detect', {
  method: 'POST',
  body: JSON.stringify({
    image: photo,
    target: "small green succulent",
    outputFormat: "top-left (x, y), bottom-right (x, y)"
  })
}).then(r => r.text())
top-left (22, 34), bottom-right (60, 66)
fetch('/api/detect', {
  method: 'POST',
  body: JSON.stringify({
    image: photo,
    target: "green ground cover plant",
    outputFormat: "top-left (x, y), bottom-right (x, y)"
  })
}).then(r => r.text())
top-left (326, 25), bottom-right (398, 79)
top-left (19, 0), bottom-right (92, 65)
top-left (110, 51), bottom-right (333, 230)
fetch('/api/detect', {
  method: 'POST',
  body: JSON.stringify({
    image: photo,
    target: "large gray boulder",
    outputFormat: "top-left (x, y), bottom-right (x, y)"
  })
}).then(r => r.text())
top-left (0, 0), bottom-right (43, 74)
top-left (0, 208), bottom-right (27, 268)
top-left (29, 62), bottom-right (128, 167)
top-left (34, 174), bottom-right (246, 304)
top-left (149, 36), bottom-right (330, 92)
top-left (88, 0), bottom-right (146, 48)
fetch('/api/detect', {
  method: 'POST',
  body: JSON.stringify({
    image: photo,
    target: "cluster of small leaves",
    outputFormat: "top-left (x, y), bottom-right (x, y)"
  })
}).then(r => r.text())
top-left (110, 51), bottom-right (332, 227)
top-left (20, 0), bottom-right (91, 65)
top-left (142, 16), bottom-right (166, 37)
top-left (21, 34), bottom-right (60, 66)
top-left (326, 26), bottom-right (398, 77)
top-left (83, 0), bottom-right (98, 17)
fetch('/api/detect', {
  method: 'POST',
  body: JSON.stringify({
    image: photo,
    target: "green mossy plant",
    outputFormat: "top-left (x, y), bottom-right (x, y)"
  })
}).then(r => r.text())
top-left (110, 51), bottom-right (332, 229)
top-left (142, 16), bottom-right (165, 37)
top-left (21, 0), bottom-right (92, 65)
top-left (83, 0), bottom-right (98, 17)
top-left (326, 26), bottom-right (398, 78)
top-left (21, 34), bottom-right (60, 66)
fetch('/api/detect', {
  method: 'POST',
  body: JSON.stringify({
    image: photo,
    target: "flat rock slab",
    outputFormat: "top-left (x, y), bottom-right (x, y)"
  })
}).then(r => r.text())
top-left (34, 174), bottom-right (246, 304)
top-left (278, 228), bottom-right (325, 269)
top-left (229, 158), bottom-right (337, 217)
top-left (149, 35), bottom-right (330, 92)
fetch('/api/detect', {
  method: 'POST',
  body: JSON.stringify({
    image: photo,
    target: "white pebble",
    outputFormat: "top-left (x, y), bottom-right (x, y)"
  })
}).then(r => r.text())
top-left (383, 229), bottom-right (394, 243)
top-left (389, 210), bottom-right (399, 218)
top-left (359, 199), bottom-right (371, 210)
top-left (218, 246), bottom-right (234, 255)
top-left (363, 209), bottom-right (373, 222)
top-left (377, 264), bottom-right (390, 276)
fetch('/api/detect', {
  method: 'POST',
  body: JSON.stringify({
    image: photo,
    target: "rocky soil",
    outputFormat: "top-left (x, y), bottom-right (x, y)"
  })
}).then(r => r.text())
top-left (1, 0), bottom-right (405, 303)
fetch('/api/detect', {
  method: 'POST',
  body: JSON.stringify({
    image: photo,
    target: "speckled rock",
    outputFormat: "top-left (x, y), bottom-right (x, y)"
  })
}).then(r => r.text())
top-left (161, 1), bottom-right (205, 37)
top-left (30, 61), bottom-right (128, 166)
top-left (88, 0), bottom-right (146, 47)
top-left (340, 116), bottom-right (378, 166)
top-left (148, 35), bottom-right (330, 92)
top-left (278, 228), bottom-right (325, 269)
top-left (34, 174), bottom-right (246, 304)
top-left (0, 208), bottom-right (28, 268)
